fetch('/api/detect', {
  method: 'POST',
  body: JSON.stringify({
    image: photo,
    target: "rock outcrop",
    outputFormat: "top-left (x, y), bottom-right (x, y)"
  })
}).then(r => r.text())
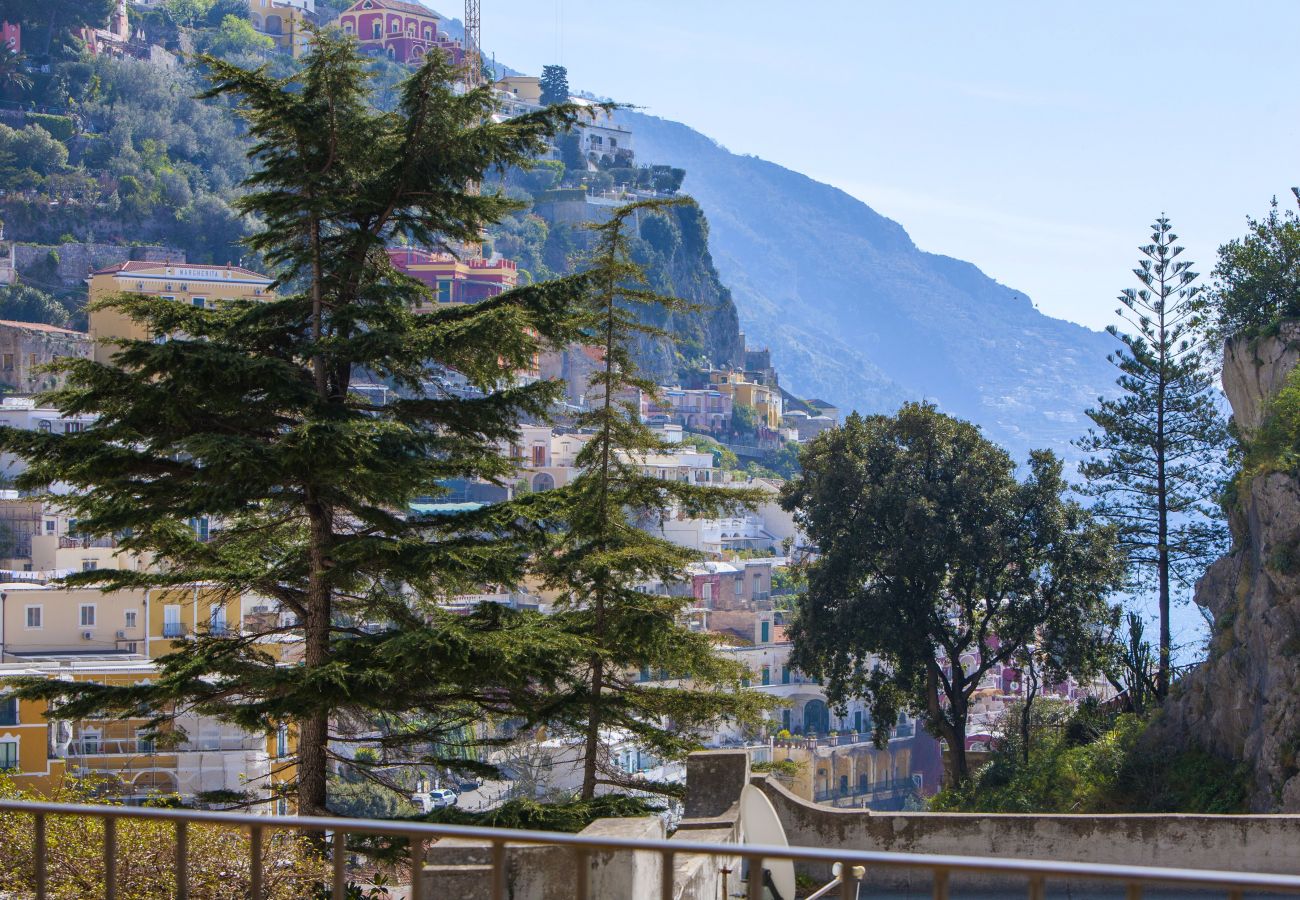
top-left (1161, 323), bottom-right (1300, 811)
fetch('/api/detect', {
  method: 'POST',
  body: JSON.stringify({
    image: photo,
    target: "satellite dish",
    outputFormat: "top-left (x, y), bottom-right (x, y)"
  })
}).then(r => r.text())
top-left (739, 784), bottom-right (797, 900)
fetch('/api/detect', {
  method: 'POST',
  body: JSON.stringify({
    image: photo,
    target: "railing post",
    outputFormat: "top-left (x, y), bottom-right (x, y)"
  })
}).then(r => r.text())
top-left (1028, 874), bottom-right (1045, 900)
top-left (1124, 884), bottom-right (1140, 900)
top-left (574, 847), bottom-right (590, 900)
top-left (747, 855), bottom-right (764, 900)
top-left (932, 868), bottom-right (950, 900)
top-left (104, 816), bottom-right (117, 900)
top-left (409, 833), bottom-right (425, 900)
top-left (248, 824), bottom-right (264, 900)
top-left (332, 830), bottom-right (346, 900)
top-left (33, 812), bottom-right (46, 900)
top-left (490, 839), bottom-right (506, 900)
top-left (839, 861), bottom-right (861, 899)
top-left (175, 820), bottom-right (188, 900)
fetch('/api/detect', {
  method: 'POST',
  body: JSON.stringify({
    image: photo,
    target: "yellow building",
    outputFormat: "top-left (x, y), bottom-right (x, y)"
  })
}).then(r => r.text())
top-left (710, 370), bottom-right (783, 430)
top-left (248, 0), bottom-right (313, 57)
top-left (495, 74), bottom-right (542, 106)
top-left (0, 659), bottom-right (292, 807)
top-left (86, 262), bottom-right (274, 364)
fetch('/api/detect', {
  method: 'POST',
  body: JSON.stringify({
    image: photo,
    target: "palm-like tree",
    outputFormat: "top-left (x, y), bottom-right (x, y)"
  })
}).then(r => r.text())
top-left (0, 46), bottom-right (33, 94)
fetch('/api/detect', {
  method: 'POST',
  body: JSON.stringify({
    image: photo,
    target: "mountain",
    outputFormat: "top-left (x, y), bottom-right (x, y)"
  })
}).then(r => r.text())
top-left (623, 111), bottom-right (1118, 463)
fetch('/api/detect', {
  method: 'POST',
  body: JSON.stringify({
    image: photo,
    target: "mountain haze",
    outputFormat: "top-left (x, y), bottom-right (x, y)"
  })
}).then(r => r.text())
top-left (623, 111), bottom-right (1118, 463)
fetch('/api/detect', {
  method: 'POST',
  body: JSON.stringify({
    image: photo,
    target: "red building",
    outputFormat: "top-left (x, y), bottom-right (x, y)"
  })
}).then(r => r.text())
top-left (2, 22), bottom-right (21, 52)
top-left (331, 0), bottom-right (465, 67)
top-left (387, 248), bottom-right (518, 308)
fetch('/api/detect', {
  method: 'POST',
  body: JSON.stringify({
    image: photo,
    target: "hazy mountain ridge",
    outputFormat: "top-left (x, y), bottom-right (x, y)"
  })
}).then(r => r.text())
top-left (623, 110), bottom-right (1118, 463)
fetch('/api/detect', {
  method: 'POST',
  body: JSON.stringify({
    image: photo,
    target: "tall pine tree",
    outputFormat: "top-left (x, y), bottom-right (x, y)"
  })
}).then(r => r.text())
top-left (535, 201), bottom-right (772, 800)
top-left (0, 35), bottom-right (599, 816)
top-left (1075, 217), bottom-right (1228, 697)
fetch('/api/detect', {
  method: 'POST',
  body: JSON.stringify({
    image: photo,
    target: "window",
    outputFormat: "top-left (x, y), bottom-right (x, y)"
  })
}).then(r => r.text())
top-left (2, 354), bottom-right (12, 370)
top-left (781, 665), bottom-right (790, 684)
top-left (79, 604), bottom-right (96, 627)
top-left (164, 604), bottom-right (182, 637)
top-left (343, 21), bottom-right (353, 33)
top-left (275, 724), bottom-right (288, 758)
top-left (124, 610), bottom-right (137, 629)
top-left (372, 21), bottom-right (381, 38)
top-left (24, 606), bottom-right (41, 629)
top-left (760, 621), bottom-right (770, 643)
top-left (27, 353), bottom-right (36, 368)
top-left (44, 520), bottom-right (54, 534)
top-left (210, 603), bottom-right (227, 635)
top-left (0, 696), bottom-right (17, 726)
top-left (531, 445), bottom-right (546, 466)
top-left (761, 665), bottom-right (770, 686)
top-left (701, 582), bottom-right (712, 604)
top-left (81, 559), bottom-right (97, 572)
top-left (63, 421), bottom-right (84, 434)
top-left (0, 741), bottom-right (16, 771)
top-left (192, 296), bottom-right (206, 308)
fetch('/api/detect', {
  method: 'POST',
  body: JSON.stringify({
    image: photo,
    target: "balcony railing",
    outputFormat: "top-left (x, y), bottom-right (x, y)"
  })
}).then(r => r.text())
top-left (1, 798), bottom-right (1300, 900)
top-left (66, 739), bottom-right (156, 756)
top-left (162, 623), bottom-right (186, 638)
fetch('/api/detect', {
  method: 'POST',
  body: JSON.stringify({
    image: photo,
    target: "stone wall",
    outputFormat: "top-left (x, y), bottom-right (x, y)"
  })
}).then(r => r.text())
top-left (756, 774), bottom-right (1300, 891)
top-left (13, 243), bottom-right (184, 287)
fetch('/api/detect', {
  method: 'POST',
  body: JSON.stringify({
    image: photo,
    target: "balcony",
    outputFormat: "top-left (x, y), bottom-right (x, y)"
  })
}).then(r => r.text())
top-left (162, 623), bottom-right (187, 638)
top-left (57, 535), bottom-right (116, 550)
top-left (66, 739), bottom-right (157, 756)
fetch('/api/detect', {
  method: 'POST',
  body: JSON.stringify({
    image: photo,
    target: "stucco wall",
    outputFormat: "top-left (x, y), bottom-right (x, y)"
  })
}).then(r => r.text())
top-left (756, 773), bottom-right (1300, 891)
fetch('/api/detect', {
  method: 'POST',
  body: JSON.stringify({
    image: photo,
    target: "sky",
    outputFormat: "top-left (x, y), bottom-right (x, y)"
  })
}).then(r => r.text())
top-left (475, 0), bottom-right (1300, 333)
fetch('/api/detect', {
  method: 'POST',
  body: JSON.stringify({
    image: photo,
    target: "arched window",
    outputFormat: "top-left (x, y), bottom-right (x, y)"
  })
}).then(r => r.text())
top-left (372, 21), bottom-right (381, 38)
top-left (265, 14), bottom-right (282, 35)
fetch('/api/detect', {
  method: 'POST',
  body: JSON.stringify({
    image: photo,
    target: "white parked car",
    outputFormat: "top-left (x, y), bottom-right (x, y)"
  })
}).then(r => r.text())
top-left (413, 788), bottom-right (458, 812)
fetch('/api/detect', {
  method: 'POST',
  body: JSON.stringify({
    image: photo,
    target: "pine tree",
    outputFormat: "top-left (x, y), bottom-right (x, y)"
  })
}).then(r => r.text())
top-left (0, 36), bottom-right (599, 816)
top-left (539, 64), bottom-right (570, 106)
top-left (1075, 217), bottom-right (1229, 698)
top-left (535, 201), bottom-right (772, 800)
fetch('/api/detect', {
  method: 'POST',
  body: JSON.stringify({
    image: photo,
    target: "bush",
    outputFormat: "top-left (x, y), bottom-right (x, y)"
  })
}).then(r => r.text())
top-left (24, 113), bottom-right (76, 143)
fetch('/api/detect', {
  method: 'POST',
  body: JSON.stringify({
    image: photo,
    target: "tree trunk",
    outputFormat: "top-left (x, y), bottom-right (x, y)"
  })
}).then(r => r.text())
top-left (927, 665), bottom-right (969, 786)
top-left (1155, 268), bottom-right (1171, 700)
top-left (580, 653), bottom-right (603, 800)
top-left (298, 498), bottom-right (333, 817)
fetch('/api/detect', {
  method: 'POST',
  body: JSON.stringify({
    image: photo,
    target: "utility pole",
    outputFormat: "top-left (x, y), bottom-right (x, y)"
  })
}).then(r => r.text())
top-left (463, 0), bottom-right (482, 89)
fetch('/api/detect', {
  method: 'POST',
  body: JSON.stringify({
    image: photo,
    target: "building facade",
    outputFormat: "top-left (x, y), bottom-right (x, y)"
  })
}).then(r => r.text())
top-left (0, 321), bottom-right (91, 395)
top-left (87, 261), bottom-right (273, 364)
top-left (387, 248), bottom-right (518, 307)
top-left (248, 0), bottom-right (313, 57)
top-left (331, 0), bottom-right (464, 67)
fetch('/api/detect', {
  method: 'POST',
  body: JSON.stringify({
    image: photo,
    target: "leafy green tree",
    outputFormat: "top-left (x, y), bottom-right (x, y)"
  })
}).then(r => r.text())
top-left (1075, 217), bottom-right (1228, 697)
top-left (162, 0), bottom-right (216, 28)
top-left (2, 0), bottom-right (115, 55)
top-left (539, 64), bottom-right (570, 106)
top-left (202, 14), bottom-right (276, 57)
top-left (0, 284), bottom-right (70, 326)
top-left (1196, 196), bottom-right (1300, 345)
top-left (0, 35), bottom-right (596, 817)
top-left (535, 201), bottom-right (772, 799)
top-left (782, 403), bottom-right (1123, 784)
top-left (0, 47), bottom-right (32, 94)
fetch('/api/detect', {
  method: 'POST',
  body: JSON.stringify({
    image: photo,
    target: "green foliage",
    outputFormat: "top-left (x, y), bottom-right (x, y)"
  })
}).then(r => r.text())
top-left (1075, 218), bottom-right (1229, 696)
top-left (419, 793), bottom-right (664, 833)
top-left (201, 14), bottom-right (276, 57)
top-left (1196, 197), bottom-right (1300, 344)
top-left (328, 779), bottom-right (421, 820)
top-left (24, 113), bottom-right (74, 142)
top-left (750, 758), bottom-right (802, 779)
top-left (0, 123), bottom-right (69, 184)
top-left (0, 283), bottom-right (72, 326)
top-left (162, 0), bottom-right (217, 28)
top-left (931, 707), bottom-right (1250, 814)
top-left (682, 434), bottom-right (739, 470)
top-left (730, 403), bottom-right (758, 437)
top-left (539, 64), bottom-right (570, 107)
top-left (0, 35), bottom-right (599, 817)
top-left (782, 403), bottom-right (1124, 784)
top-left (1245, 366), bottom-right (1300, 484)
top-left (533, 200), bottom-right (773, 799)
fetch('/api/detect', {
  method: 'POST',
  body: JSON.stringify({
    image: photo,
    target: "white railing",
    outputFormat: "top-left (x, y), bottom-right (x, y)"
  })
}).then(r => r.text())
top-left (1, 798), bottom-right (1299, 900)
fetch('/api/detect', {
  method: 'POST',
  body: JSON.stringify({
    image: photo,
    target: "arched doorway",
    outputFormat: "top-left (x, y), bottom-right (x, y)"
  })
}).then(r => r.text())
top-left (803, 699), bottom-right (830, 736)
top-left (531, 472), bottom-right (555, 492)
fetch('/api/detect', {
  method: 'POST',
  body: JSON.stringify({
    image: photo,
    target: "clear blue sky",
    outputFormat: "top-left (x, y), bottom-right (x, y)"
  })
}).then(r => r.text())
top-left (475, 0), bottom-right (1300, 333)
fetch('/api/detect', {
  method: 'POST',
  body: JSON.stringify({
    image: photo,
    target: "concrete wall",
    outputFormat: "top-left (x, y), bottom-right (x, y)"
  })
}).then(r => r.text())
top-left (756, 773), bottom-right (1300, 891)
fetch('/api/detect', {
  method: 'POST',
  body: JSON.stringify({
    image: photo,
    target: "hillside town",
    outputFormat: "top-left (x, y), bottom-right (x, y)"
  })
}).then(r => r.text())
top-left (0, 2), bottom-right (1292, 899)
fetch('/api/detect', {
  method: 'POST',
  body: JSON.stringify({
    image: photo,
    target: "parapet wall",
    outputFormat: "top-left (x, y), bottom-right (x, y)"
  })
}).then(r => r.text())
top-left (756, 773), bottom-right (1300, 890)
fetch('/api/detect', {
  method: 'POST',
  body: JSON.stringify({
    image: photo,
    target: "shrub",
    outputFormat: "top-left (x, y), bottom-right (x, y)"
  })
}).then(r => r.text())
top-left (25, 113), bottom-right (76, 143)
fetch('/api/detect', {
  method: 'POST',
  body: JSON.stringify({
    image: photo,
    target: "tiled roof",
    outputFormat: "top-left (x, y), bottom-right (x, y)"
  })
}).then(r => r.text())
top-left (0, 319), bottom-right (86, 336)
top-left (89, 261), bottom-right (271, 280)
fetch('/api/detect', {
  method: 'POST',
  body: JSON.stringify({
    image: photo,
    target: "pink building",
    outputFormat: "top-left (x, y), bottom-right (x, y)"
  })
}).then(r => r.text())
top-left (332, 0), bottom-right (465, 67)
top-left (1, 22), bottom-right (20, 52)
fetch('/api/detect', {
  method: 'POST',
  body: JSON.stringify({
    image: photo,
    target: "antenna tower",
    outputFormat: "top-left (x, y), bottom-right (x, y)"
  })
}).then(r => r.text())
top-left (463, 0), bottom-right (482, 90)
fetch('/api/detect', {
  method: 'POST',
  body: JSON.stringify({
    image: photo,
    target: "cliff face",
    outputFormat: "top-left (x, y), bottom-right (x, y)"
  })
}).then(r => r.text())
top-left (1163, 321), bottom-right (1300, 811)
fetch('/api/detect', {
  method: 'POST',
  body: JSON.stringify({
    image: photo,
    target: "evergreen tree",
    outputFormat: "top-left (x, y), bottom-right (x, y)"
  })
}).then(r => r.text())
top-left (783, 404), bottom-right (1123, 785)
top-left (0, 35), bottom-right (597, 816)
top-left (539, 64), bottom-right (570, 106)
top-left (1075, 217), bottom-right (1229, 698)
top-left (535, 201), bottom-right (771, 800)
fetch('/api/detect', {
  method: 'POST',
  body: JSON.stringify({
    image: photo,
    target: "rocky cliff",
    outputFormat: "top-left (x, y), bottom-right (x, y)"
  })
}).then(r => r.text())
top-left (1163, 321), bottom-right (1300, 811)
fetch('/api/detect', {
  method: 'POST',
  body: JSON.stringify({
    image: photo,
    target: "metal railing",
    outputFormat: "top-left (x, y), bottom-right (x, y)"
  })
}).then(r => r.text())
top-left (2, 798), bottom-right (1300, 900)
top-left (162, 623), bottom-right (186, 638)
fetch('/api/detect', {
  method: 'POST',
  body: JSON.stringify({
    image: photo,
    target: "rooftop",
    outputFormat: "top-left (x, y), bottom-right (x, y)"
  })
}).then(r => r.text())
top-left (89, 261), bottom-right (272, 282)
top-left (0, 319), bottom-right (86, 336)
